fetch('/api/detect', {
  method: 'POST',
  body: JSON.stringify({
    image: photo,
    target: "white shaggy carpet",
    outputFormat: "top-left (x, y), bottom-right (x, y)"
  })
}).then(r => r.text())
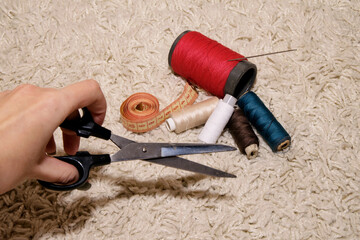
top-left (1, 0), bottom-right (359, 239)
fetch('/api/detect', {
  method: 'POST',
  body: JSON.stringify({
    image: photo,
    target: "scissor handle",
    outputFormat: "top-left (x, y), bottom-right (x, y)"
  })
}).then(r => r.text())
top-left (61, 108), bottom-right (111, 140)
top-left (38, 151), bottom-right (111, 191)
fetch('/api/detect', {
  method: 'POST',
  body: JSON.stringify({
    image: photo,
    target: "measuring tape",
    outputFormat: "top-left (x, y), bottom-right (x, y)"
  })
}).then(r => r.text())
top-left (120, 82), bottom-right (198, 133)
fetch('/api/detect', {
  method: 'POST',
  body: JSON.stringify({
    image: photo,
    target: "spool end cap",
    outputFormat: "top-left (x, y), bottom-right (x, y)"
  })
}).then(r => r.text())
top-left (223, 94), bottom-right (237, 106)
top-left (245, 144), bottom-right (259, 159)
top-left (166, 118), bottom-right (176, 132)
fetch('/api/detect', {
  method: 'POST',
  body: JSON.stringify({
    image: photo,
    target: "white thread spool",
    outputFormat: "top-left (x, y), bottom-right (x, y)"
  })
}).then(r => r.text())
top-left (166, 97), bottom-right (219, 133)
top-left (198, 94), bottom-right (236, 143)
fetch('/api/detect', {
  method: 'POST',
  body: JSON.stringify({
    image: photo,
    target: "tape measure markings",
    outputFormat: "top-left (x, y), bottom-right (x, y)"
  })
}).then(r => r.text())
top-left (120, 82), bottom-right (198, 132)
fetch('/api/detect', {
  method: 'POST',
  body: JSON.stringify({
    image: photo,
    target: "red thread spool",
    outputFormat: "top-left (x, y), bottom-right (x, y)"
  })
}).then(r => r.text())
top-left (169, 31), bottom-right (257, 99)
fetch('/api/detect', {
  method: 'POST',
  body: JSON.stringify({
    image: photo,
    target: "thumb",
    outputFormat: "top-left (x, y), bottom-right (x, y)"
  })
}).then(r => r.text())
top-left (32, 155), bottom-right (79, 184)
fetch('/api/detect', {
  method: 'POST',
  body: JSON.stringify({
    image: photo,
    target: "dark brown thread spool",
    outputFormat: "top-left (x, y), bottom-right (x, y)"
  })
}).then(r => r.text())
top-left (227, 108), bottom-right (259, 159)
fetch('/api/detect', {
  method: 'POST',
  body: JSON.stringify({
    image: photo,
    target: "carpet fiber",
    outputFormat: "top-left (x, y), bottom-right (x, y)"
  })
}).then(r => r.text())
top-left (1, 0), bottom-right (359, 239)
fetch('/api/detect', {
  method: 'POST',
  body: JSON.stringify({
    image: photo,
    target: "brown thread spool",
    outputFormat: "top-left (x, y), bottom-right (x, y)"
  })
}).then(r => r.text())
top-left (227, 108), bottom-right (259, 159)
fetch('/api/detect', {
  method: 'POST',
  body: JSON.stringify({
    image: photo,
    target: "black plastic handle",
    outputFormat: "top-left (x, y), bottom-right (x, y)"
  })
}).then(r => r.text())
top-left (38, 151), bottom-right (111, 191)
top-left (60, 108), bottom-right (111, 140)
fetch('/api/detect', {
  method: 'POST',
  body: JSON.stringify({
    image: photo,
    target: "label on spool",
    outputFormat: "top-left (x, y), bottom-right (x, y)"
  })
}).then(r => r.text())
top-left (120, 82), bottom-right (198, 133)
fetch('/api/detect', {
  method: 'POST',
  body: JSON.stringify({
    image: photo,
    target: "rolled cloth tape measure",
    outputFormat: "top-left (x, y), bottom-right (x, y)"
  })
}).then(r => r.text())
top-left (120, 82), bottom-right (198, 133)
top-left (168, 30), bottom-right (257, 99)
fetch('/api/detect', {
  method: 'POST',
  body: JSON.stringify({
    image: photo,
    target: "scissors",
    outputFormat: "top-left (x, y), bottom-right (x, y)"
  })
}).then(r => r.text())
top-left (38, 108), bottom-right (237, 191)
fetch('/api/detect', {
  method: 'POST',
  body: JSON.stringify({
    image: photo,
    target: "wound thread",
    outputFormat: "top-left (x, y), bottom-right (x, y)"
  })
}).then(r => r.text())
top-left (227, 108), bottom-right (259, 159)
top-left (237, 91), bottom-right (291, 152)
top-left (169, 31), bottom-right (257, 99)
top-left (198, 94), bottom-right (236, 143)
top-left (166, 97), bottom-right (219, 133)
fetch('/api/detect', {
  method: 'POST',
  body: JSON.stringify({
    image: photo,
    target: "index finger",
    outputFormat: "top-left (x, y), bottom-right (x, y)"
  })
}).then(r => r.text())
top-left (60, 79), bottom-right (107, 125)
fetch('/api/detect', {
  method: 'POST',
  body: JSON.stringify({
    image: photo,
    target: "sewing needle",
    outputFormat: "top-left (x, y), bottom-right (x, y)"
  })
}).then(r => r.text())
top-left (228, 49), bottom-right (297, 61)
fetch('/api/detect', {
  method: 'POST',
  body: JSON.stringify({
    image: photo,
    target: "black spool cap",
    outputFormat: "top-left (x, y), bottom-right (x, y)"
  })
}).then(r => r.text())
top-left (224, 60), bottom-right (257, 99)
top-left (168, 30), bottom-right (191, 66)
top-left (168, 30), bottom-right (257, 99)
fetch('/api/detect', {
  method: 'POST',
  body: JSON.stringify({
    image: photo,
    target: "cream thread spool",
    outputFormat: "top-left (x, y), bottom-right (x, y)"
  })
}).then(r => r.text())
top-left (166, 97), bottom-right (219, 133)
top-left (198, 94), bottom-right (236, 143)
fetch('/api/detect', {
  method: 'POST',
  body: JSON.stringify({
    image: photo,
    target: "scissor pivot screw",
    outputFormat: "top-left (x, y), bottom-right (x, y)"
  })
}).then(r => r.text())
top-left (142, 147), bottom-right (147, 152)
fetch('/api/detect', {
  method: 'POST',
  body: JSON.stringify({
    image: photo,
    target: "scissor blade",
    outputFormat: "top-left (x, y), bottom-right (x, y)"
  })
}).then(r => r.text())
top-left (110, 143), bottom-right (236, 161)
top-left (110, 134), bottom-right (134, 149)
top-left (143, 156), bottom-right (236, 178)
top-left (160, 143), bottom-right (236, 157)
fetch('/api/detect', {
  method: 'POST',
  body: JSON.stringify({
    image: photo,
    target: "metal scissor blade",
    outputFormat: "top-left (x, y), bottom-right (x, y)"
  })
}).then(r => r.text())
top-left (111, 143), bottom-right (236, 162)
top-left (160, 143), bottom-right (236, 157)
top-left (143, 156), bottom-right (236, 178)
top-left (109, 134), bottom-right (236, 178)
top-left (110, 134), bottom-right (134, 149)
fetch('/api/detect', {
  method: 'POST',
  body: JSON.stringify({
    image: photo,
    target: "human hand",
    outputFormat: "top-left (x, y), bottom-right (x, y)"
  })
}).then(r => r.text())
top-left (0, 80), bottom-right (107, 194)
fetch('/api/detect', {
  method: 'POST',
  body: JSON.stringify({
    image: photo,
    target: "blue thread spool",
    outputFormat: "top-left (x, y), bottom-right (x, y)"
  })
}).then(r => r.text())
top-left (237, 91), bottom-right (291, 152)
